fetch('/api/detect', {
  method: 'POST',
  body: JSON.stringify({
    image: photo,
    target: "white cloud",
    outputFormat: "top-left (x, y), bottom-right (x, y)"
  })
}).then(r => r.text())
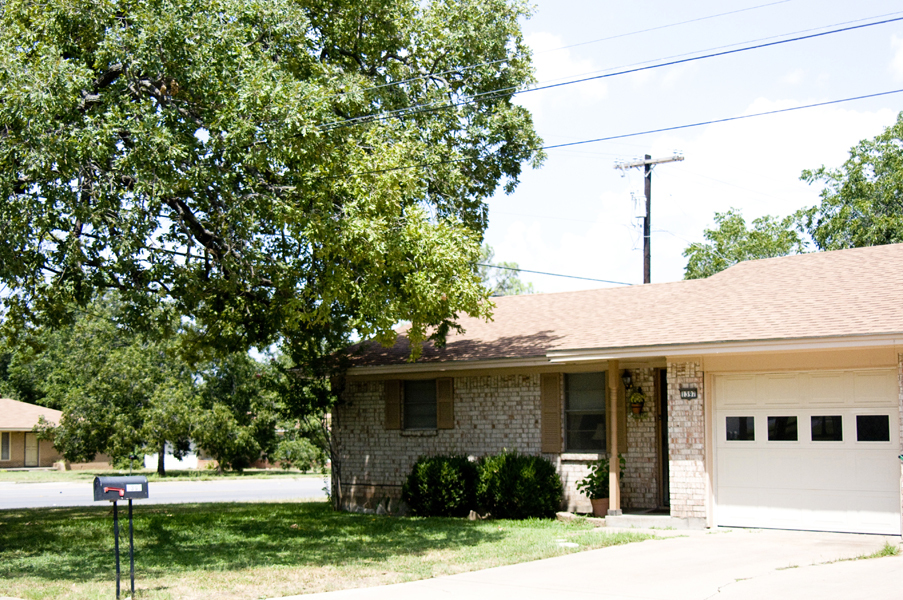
top-left (891, 35), bottom-right (903, 81)
top-left (782, 69), bottom-right (805, 85)
top-left (518, 32), bottom-right (608, 121)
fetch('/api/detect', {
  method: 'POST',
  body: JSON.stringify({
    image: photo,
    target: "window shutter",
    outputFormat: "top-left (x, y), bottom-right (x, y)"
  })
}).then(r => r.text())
top-left (436, 378), bottom-right (454, 429)
top-left (540, 373), bottom-right (562, 453)
top-left (384, 380), bottom-right (402, 430)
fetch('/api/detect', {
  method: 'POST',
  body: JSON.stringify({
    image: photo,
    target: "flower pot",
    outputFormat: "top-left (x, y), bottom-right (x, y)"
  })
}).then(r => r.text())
top-left (630, 401), bottom-right (644, 415)
top-left (590, 498), bottom-right (610, 517)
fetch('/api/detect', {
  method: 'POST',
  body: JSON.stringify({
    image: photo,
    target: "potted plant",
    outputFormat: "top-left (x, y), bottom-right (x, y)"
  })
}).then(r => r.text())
top-left (575, 454), bottom-right (625, 517)
top-left (628, 387), bottom-right (647, 415)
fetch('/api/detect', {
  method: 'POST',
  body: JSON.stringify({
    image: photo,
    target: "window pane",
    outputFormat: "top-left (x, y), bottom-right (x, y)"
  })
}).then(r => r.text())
top-left (565, 373), bottom-right (605, 451)
top-left (811, 416), bottom-right (843, 442)
top-left (566, 413), bottom-right (605, 451)
top-left (857, 415), bottom-right (890, 442)
top-left (767, 416), bottom-right (798, 441)
top-left (566, 373), bottom-right (605, 410)
top-left (1, 432), bottom-right (8, 460)
top-left (404, 380), bottom-right (436, 429)
top-left (726, 417), bottom-right (755, 441)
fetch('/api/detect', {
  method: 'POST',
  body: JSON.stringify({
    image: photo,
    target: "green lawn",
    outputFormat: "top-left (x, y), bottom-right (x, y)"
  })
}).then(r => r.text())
top-left (0, 501), bottom-right (651, 599)
top-left (0, 468), bottom-right (323, 484)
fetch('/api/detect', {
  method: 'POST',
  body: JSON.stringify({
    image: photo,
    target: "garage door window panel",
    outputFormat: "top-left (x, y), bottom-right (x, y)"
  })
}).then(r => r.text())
top-left (565, 372), bottom-right (606, 451)
top-left (767, 416), bottom-right (798, 441)
top-left (811, 416), bottom-right (843, 442)
top-left (726, 416), bottom-right (755, 441)
top-left (856, 415), bottom-right (890, 442)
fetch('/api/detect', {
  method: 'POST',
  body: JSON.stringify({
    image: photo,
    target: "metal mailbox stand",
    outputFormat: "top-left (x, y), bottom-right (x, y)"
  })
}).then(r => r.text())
top-left (94, 476), bottom-right (149, 599)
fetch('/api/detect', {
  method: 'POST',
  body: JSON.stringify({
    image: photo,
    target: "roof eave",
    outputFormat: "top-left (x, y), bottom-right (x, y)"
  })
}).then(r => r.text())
top-left (347, 333), bottom-right (903, 375)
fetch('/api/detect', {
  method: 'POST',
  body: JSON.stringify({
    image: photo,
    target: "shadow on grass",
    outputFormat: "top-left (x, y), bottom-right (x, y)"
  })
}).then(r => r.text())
top-left (0, 502), bottom-right (505, 582)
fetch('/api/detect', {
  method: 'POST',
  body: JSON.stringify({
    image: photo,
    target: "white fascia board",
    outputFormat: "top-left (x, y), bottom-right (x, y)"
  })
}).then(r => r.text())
top-left (547, 333), bottom-right (903, 363)
top-left (348, 356), bottom-right (551, 376)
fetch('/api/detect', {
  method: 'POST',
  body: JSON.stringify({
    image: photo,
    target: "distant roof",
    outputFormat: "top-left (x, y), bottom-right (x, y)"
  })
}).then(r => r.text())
top-left (353, 243), bottom-right (903, 367)
top-left (0, 398), bottom-right (62, 431)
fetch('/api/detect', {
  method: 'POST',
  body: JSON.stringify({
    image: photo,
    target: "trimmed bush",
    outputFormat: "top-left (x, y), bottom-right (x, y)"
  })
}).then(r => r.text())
top-left (402, 454), bottom-right (478, 517)
top-left (476, 452), bottom-right (563, 519)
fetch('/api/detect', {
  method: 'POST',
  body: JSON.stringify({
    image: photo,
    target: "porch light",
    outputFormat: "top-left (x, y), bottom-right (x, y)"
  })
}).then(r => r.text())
top-left (621, 370), bottom-right (632, 390)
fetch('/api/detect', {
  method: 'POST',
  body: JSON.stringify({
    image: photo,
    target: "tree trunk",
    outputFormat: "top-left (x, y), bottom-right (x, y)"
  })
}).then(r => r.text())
top-left (157, 442), bottom-right (166, 477)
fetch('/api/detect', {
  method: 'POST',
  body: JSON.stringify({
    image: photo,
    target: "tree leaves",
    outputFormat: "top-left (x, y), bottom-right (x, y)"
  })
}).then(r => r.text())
top-left (0, 0), bottom-right (543, 359)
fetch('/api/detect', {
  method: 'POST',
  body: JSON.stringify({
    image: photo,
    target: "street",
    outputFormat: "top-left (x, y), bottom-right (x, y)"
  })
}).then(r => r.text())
top-left (0, 477), bottom-right (329, 509)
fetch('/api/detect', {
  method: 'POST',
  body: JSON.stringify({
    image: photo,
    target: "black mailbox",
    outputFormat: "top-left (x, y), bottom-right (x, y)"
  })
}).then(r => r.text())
top-left (93, 476), bottom-right (149, 502)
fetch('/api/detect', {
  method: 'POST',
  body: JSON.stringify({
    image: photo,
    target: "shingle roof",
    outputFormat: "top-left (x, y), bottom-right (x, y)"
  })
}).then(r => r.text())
top-left (353, 243), bottom-right (903, 366)
top-left (0, 398), bottom-right (62, 431)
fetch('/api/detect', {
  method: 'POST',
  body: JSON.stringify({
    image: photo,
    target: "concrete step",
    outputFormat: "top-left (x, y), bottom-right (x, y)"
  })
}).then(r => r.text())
top-left (605, 513), bottom-right (703, 530)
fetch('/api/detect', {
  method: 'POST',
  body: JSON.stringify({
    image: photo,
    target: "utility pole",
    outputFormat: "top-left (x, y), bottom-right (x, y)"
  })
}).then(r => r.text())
top-left (614, 153), bottom-right (684, 284)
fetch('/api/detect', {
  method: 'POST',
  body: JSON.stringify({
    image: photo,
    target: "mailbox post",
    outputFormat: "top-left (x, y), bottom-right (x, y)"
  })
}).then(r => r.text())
top-left (94, 476), bottom-right (149, 599)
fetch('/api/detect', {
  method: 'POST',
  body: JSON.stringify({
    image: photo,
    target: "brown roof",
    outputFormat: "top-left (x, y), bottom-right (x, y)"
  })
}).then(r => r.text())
top-left (353, 243), bottom-right (903, 366)
top-left (0, 398), bottom-right (62, 431)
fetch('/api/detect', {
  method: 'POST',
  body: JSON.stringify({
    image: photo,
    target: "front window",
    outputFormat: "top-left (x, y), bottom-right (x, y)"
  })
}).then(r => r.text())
top-left (565, 372), bottom-right (606, 451)
top-left (404, 380), bottom-right (437, 429)
top-left (1, 432), bottom-right (9, 461)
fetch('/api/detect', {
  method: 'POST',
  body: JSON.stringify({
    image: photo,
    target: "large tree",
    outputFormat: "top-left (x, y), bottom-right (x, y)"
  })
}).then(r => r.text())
top-left (683, 208), bottom-right (807, 280)
top-left (0, 0), bottom-right (543, 358)
top-left (478, 245), bottom-right (535, 296)
top-left (799, 111), bottom-right (903, 251)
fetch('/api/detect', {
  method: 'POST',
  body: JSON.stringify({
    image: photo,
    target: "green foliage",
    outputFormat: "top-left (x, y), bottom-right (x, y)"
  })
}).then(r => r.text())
top-left (402, 454), bottom-right (479, 517)
top-left (575, 454), bottom-right (625, 500)
top-left (683, 208), bottom-right (808, 279)
top-left (478, 245), bottom-right (536, 296)
top-left (0, 0), bottom-right (544, 361)
top-left (799, 111), bottom-right (903, 250)
top-left (193, 352), bottom-right (281, 472)
top-left (476, 452), bottom-right (562, 519)
top-left (272, 415), bottom-right (328, 471)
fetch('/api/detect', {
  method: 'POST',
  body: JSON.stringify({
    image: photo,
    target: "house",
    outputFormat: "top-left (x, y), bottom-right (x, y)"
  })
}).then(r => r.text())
top-left (335, 243), bottom-right (903, 535)
top-left (0, 397), bottom-right (65, 468)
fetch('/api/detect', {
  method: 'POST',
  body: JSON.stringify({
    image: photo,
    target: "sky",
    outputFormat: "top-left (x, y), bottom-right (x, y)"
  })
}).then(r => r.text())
top-left (482, 0), bottom-right (903, 292)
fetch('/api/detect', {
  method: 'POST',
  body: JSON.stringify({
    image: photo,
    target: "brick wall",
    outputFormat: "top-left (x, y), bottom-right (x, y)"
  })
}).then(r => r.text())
top-left (667, 361), bottom-right (707, 520)
top-left (336, 375), bottom-right (544, 507)
top-left (622, 368), bottom-right (659, 509)
top-left (337, 371), bottom-right (666, 512)
top-left (898, 353), bottom-right (902, 534)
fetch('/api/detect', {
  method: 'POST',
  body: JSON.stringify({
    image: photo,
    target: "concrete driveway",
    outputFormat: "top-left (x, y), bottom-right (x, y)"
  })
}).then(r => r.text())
top-left (283, 528), bottom-right (903, 600)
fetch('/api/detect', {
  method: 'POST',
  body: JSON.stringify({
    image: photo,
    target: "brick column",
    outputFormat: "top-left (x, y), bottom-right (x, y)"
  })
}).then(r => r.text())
top-left (667, 361), bottom-right (706, 520)
top-left (898, 353), bottom-right (903, 538)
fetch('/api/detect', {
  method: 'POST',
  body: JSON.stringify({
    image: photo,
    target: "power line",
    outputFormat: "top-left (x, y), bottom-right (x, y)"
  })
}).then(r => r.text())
top-left (550, 0), bottom-right (795, 52)
top-left (316, 15), bottom-right (903, 133)
top-left (542, 88), bottom-right (903, 150)
top-left (478, 263), bottom-right (632, 286)
top-left (323, 87), bottom-right (903, 180)
top-left (317, 0), bottom-right (797, 104)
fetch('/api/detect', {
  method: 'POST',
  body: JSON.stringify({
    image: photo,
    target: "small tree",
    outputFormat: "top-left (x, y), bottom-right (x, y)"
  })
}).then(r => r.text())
top-left (683, 208), bottom-right (808, 279)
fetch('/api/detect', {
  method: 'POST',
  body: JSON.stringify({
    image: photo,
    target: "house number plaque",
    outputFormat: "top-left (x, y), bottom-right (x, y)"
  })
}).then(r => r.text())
top-left (679, 387), bottom-right (698, 400)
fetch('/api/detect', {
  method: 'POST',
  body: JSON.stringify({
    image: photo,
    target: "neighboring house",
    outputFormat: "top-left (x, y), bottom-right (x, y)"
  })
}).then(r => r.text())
top-left (0, 397), bottom-right (64, 468)
top-left (336, 243), bottom-right (903, 535)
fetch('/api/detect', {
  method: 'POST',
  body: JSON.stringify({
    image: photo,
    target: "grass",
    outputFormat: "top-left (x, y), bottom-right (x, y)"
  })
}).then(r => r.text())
top-left (0, 501), bottom-right (651, 600)
top-left (852, 541), bottom-right (900, 561)
top-left (0, 468), bottom-right (324, 484)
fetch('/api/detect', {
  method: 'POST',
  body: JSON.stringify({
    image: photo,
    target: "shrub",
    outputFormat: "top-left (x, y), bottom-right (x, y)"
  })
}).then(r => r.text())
top-left (402, 454), bottom-right (478, 517)
top-left (476, 452), bottom-right (563, 519)
top-left (575, 454), bottom-right (625, 500)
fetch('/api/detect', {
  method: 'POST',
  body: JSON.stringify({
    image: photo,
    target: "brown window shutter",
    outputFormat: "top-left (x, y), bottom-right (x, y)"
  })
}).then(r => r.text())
top-left (436, 378), bottom-right (454, 429)
top-left (540, 373), bottom-right (562, 453)
top-left (384, 380), bottom-right (402, 430)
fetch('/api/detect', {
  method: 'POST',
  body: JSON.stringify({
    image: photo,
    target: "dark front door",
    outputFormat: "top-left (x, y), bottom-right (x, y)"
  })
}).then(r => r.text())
top-left (659, 369), bottom-right (670, 507)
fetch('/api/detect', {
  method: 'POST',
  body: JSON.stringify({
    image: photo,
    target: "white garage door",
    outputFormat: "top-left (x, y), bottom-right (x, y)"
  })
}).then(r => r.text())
top-left (714, 370), bottom-right (901, 535)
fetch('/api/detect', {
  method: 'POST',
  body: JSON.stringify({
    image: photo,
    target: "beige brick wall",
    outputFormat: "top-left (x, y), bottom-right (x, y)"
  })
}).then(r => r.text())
top-left (337, 371), bottom-right (664, 512)
top-left (667, 361), bottom-right (707, 520)
top-left (623, 367), bottom-right (659, 509)
top-left (898, 353), bottom-right (902, 533)
top-left (0, 432), bottom-right (62, 468)
top-left (336, 375), bottom-right (544, 505)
